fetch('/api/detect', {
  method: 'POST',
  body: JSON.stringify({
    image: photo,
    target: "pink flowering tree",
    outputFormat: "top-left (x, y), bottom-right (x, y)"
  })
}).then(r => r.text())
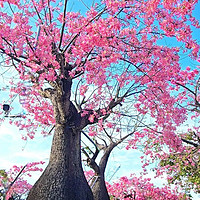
top-left (126, 128), bottom-right (200, 197)
top-left (107, 175), bottom-right (189, 200)
top-left (85, 171), bottom-right (189, 199)
top-left (148, 73), bottom-right (200, 194)
top-left (0, 162), bottom-right (44, 200)
top-left (0, 0), bottom-right (200, 199)
top-left (158, 136), bottom-right (200, 194)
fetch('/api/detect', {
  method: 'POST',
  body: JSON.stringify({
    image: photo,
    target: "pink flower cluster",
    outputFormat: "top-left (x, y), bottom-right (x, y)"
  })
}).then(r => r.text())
top-left (107, 175), bottom-right (188, 200)
top-left (0, 162), bottom-right (45, 199)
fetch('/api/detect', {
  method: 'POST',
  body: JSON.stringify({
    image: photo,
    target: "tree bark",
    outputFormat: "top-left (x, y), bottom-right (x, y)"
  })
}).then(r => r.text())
top-left (89, 144), bottom-right (116, 200)
top-left (27, 123), bottom-right (93, 200)
top-left (27, 59), bottom-right (94, 200)
top-left (91, 172), bottom-right (110, 200)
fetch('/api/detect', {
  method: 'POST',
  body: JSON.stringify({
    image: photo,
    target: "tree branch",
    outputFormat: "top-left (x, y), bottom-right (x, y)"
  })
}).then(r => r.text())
top-left (175, 82), bottom-right (196, 96)
top-left (0, 48), bottom-right (23, 63)
top-left (58, 0), bottom-right (68, 50)
top-left (82, 131), bottom-right (99, 161)
top-left (181, 138), bottom-right (199, 147)
top-left (47, 0), bottom-right (52, 24)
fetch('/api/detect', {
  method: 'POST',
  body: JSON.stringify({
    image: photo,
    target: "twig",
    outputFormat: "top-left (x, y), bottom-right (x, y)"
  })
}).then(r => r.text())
top-left (6, 165), bottom-right (27, 197)
top-left (58, 0), bottom-right (68, 50)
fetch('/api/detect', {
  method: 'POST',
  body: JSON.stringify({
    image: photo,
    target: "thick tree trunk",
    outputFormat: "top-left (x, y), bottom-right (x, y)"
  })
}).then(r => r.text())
top-left (27, 124), bottom-right (93, 200)
top-left (91, 173), bottom-right (109, 200)
top-left (89, 144), bottom-right (116, 200)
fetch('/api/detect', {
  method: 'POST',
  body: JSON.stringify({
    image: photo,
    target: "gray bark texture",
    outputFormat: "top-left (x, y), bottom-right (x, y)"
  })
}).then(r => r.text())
top-left (89, 144), bottom-right (116, 200)
top-left (91, 173), bottom-right (110, 200)
top-left (27, 124), bottom-right (93, 200)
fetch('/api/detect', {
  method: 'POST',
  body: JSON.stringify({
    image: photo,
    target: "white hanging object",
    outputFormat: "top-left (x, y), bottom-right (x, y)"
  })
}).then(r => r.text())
top-left (35, 25), bottom-right (41, 48)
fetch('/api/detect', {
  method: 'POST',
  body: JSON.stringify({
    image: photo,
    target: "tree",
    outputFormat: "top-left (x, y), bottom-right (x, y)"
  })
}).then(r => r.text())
top-left (0, 162), bottom-right (44, 200)
top-left (106, 175), bottom-right (189, 200)
top-left (134, 126), bottom-right (200, 197)
top-left (153, 74), bottom-right (200, 194)
top-left (0, 0), bottom-right (200, 199)
top-left (84, 171), bottom-right (189, 199)
top-left (1, 168), bottom-right (189, 200)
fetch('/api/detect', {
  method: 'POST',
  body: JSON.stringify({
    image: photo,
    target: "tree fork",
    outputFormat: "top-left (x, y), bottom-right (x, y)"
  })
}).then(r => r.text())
top-left (27, 91), bottom-right (93, 199)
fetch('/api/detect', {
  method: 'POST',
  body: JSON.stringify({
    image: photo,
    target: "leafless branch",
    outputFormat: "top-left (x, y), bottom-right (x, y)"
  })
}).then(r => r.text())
top-left (181, 138), bottom-right (199, 147)
top-left (176, 82), bottom-right (196, 96)
top-left (0, 48), bottom-right (23, 63)
top-left (58, 0), bottom-right (68, 50)
top-left (82, 131), bottom-right (99, 161)
top-left (62, 34), bottom-right (79, 53)
top-left (26, 37), bottom-right (35, 53)
top-left (47, 0), bottom-right (52, 24)
top-left (6, 164), bottom-right (27, 196)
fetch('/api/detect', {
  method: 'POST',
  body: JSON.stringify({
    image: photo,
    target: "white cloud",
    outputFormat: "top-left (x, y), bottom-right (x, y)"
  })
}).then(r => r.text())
top-left (0, 123), bottom-right (20, 141)
top-left (14, 149), bottom-right (50, 161)
top-left (0, 122), bottom-right (51, 171)
top-left (0, 159), bottom-right (15, 170)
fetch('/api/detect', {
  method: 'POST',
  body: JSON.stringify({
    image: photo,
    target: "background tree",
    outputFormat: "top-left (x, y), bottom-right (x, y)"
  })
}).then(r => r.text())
top-left (107, 175), bottom-right (189, 200)
top-left (0, 0), bottom-right (200, 200)
top-left (151, 73), bottom-right (200, 195)
top-left (84, 171), bottom-right (189, 200)
top-left (0, 162), bottom-right (44, 200)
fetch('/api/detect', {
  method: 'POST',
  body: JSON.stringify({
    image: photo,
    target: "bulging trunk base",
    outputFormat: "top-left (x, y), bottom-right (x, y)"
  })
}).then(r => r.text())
top-left (27, 163), bottom-right (93, 200)
top-left (27, 125), bottom-right (93, 200)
